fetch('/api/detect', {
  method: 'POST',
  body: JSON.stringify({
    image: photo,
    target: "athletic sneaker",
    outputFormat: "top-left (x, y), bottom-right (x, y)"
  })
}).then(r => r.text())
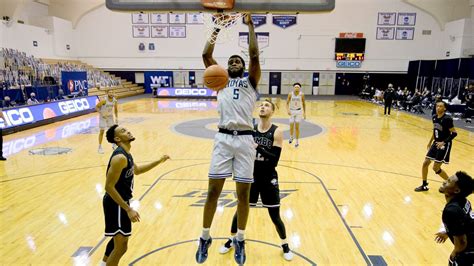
top-left (196, 237), bottom-right (212, 264)
top-left (295, 142), bottom-right (299, 148)
top-left (233, 237), bottom-right (246, 264)
top-left (289, 138), bottom-right (293, 144)
top-left (112, 144), bottom-right (117, 150)
top-left (282, 244), bottom-right (294, 261)
top-left (414, 184), bottom-right (429, 192)
top-left (98, 146), bottom-right (104, 154)
top-left (219, 238), bottom-right (233, 254)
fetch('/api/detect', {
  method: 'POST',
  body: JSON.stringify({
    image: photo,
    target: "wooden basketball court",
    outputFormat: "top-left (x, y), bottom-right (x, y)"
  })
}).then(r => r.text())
top-left (1, 96), bottom-right (473, 265)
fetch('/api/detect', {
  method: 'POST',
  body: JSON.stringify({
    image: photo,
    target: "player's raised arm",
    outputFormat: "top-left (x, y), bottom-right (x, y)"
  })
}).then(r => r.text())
top-left (202, 28), bottom-right (219, 68)
top-left (246, 13), bottom-right (261, 89)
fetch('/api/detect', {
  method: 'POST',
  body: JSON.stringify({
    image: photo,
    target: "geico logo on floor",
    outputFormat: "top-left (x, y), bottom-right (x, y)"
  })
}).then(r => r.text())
top-left (1, 108), bottom-right (34, 127)
top-left (58, 98), bottom-right (90, 114)
top-left (175, 89), bottom-right (208, 96)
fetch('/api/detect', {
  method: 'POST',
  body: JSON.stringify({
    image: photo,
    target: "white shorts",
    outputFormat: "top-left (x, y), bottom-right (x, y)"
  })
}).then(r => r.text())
top-left (99, 116), bottom-right (115, 130)
top-left (208, 133), bottom-right (256, 183)
top-left (289, 109), bottom-right (303, 123)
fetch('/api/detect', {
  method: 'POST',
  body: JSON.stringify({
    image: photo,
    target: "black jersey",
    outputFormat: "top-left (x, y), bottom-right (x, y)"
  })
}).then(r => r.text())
top-left (105, 146), bottom-right (134, 201)
top-left (443, 197), bottom-right (474, 253)
top-left (432, 114), bottom-right (454, 142)
top-left (254, 124), bottom-right (278, 173)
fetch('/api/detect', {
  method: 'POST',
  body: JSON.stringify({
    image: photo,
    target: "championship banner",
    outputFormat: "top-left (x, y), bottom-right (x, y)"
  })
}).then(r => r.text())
top-left (238, 32), bottom-right (270, 49)
top-left (157, 88), bottom-right (217, 98)
top-left (132, 25), bottom-right (150, 38)
top-left (187, 13), bottom-right (203, 24)
top-left (151, 13), bottom-right (168, 24)
top-left (132, 13), bottom-right (149, 24)
top-left (144, 71), bottom-right (174, 93)
top-left (243, 15), bottom-right (267, 28)
top-left (377, 12), bottom-right (396, 25)
top-left (376, 27), bottom-right (395, 40)
top-left (61, 71), bottom-right (88, 94)
top-left (397, 13), bottom-right (416, 26)
top-left (272, 15), bottom-right (297, 29)
top-left (0, 96), bottom-right (99, 129)
top-left (396, 27), bottom-right (414, 40)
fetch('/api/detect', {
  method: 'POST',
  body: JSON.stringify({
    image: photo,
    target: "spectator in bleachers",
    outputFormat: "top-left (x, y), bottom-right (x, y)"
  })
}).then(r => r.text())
top-left (2, 96), bottom-right (14, 108)
top-left (27, 92), bottom-right (39, 105)
top-left (465, 84), bottom-right (474, 123)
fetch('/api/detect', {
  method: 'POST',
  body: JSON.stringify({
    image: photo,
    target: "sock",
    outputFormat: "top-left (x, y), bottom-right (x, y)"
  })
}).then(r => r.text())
top-left (281, 238), bottom-right (288, 245)
top-left (236, 229), bottom-right (245, 241)
top-left (422, 180), bottom-right (428, 186)
top-left (201, 228), bottom-right (210, 240)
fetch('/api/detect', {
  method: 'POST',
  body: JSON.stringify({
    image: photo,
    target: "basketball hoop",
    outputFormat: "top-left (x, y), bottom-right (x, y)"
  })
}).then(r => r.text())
top-left (201, 0), bottom-right (242, 44)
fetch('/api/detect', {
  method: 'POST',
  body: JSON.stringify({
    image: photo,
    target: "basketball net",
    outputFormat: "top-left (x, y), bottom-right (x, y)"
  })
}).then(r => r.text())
top-left (203, 12), bottom-right (243, 44)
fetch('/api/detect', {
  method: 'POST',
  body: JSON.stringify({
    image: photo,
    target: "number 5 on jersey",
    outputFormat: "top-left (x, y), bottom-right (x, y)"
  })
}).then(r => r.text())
top-left (233, 88), bottom-right (240, 100)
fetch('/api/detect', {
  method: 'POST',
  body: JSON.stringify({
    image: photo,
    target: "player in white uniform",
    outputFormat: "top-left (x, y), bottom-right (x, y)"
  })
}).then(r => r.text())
top-left (286, 83), bottom-right (306, 147)
top-left (196, 14), bottom-right (261, 265)
top-left (96, 89), bottom-right (118, 154)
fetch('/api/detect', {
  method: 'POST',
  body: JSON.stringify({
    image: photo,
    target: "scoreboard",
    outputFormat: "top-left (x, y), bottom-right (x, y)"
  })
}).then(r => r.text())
top-left (335, 53), bottom-right (364, 61)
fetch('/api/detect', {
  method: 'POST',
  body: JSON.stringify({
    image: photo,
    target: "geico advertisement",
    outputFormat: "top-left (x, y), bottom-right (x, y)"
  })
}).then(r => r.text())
top-left (2, 117), bottom-right (98, 157)
top-left (0, 96), bottom-right (99, 129)
top-left (157, 88), bottom-right (217, 97)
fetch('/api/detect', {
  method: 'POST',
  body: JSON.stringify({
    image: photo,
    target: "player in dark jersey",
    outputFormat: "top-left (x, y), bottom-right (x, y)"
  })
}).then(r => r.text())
top-left (415, 101), bottom-right (457, 192)
top-left (101, 125), bottom-right (170, 265)
top-left (219, 99), bottom-right (294, 261)
top-left (435, 171), bottom-right (474, 265)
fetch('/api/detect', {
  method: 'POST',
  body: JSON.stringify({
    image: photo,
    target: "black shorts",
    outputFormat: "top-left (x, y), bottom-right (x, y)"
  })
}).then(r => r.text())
top-left (250, 172), bottom-right (280, 208)
top-left (449, 252), bottom-right (474, 266)
top-left (103, 195), bottom-right (132, 237)
top-left (426, 141), bottom-right (452, 164)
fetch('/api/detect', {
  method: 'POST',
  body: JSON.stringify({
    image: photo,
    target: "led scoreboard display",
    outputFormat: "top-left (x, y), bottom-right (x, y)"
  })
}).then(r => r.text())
top-left (335, 34), bottom-right (365, 68)
top-left (335, 53), bottom-right (364, 61)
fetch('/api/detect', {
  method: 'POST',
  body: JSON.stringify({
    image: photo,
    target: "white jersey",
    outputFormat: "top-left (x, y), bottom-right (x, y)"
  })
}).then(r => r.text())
top-left (217, 76), bottom-right (257, 131)
top-left (100, 96), bottom-right (116, 118)
top-left (289, 91), bottom-right (303, 111)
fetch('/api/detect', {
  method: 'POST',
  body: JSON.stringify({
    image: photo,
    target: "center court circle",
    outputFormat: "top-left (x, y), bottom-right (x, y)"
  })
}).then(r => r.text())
top-left (172, 118), bottom-right (324, 140)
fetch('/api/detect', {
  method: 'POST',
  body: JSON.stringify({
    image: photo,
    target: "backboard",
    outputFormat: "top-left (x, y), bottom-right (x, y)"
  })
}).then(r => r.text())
top-left (105, 0), bottom-right (335, 13)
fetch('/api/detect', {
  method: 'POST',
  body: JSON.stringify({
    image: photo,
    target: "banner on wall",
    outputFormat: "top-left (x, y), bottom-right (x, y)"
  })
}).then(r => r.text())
top-left (376, 27), bottom-right (395, 40)
top-left (61, 71), bottom-right (88, 94)
top-left (0, 96), bottom-right (99, 129)
top-left (272, 15), bottom-right (297, 29)
top-left (133, 25), bottom-right (150, 38)
top-left (144, 71), bottom-right (174, 93)
top-left (397, 13), bottom-right (416, 26)
top-left (187, 13), bottom-right (203, 24)
top-left (169, 26), bottom-right (186, 38)
top-left (377, 12), bottom-right (396, 25)
top-left (238, 32), bottom-right (270, 48)
top-left (150, 13), bottom-right (168, 24)
top-left (151, 25), bottom-right (168, 38)
top-left (243, 15), bottom-right (267, 28)
top-left (169, 13), bottom-right (186, 24)
top-left (132, 13), bottom-right (149, 24)
top-left (396, 27), bottom-right (414, 40)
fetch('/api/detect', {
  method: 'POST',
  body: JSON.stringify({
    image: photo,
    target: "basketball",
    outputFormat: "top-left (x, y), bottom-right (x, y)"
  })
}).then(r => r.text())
top-left (203, 64), bottom-right (229, 91)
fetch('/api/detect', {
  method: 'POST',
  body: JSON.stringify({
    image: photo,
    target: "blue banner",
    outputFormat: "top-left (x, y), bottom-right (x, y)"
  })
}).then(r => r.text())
top-left (144, 71), bottom-right (174, 93)
top-left (243, 15), bottom-right (267, 28)
top-left (272, 15), bottom-right (297, 29)
top-left (157, 87), bottom-right (217, 97)
top-left (0, 96), bottom-right (99, 129)
top-left (61, 71), bottom-right (88, 95)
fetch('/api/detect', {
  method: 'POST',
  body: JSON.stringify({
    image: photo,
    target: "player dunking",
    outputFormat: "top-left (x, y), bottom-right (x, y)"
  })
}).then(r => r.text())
top-left (286, 83), bottom-right (306, 147)
top-left (415, 101), bottom-right (457, 192)
top-left (101, 125), bottom-right (170, 265)
top-left (96, 89), bottom-right (118, 154)
top-left (219, 99), bottom-right (294, 261)
top-left (195, 14), bottom-right (260, 265)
